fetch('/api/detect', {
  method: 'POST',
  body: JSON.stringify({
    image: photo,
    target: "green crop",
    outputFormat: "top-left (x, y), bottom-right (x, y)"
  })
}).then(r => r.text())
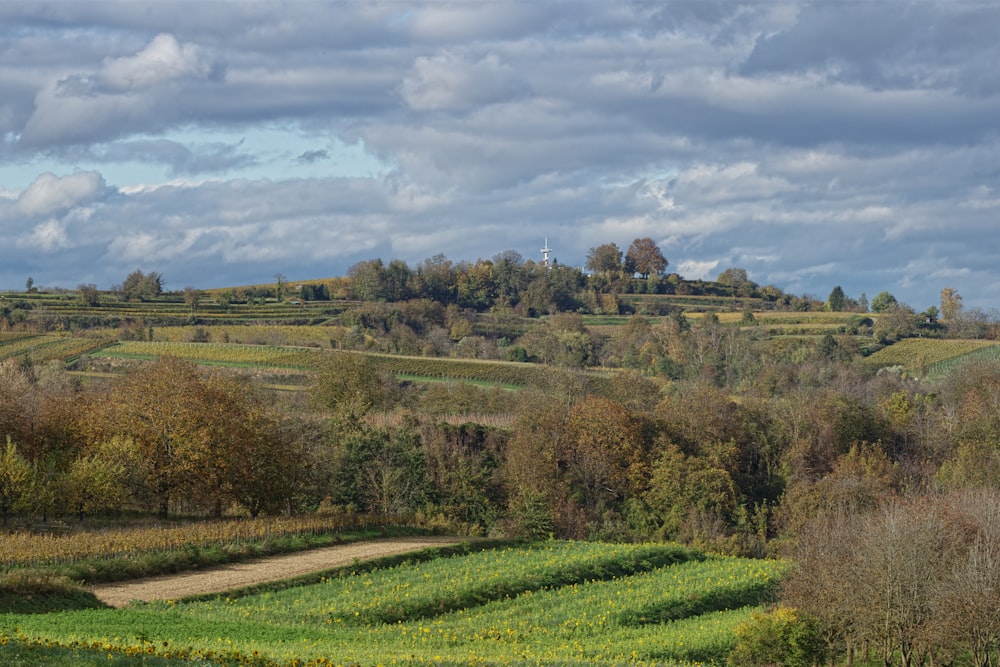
top-left (4, 541), bottom-right (785, 666)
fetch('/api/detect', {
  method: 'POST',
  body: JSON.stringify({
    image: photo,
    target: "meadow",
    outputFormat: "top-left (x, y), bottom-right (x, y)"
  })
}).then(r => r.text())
top-left (1, 540), bottom-right (786, 666)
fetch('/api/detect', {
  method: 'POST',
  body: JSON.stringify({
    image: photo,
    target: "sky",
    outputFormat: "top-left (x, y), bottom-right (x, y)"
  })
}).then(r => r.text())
top-left (2, 1), bottom-right (999, 312)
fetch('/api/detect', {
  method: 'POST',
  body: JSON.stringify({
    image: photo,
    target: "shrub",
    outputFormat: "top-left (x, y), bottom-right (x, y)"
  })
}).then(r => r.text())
top-left (727, 606), bottom-right (826, 667)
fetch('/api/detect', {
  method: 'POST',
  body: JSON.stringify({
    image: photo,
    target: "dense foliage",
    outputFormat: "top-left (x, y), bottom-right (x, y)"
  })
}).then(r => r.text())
top-left (4, 253), bottom-right (1000, 665)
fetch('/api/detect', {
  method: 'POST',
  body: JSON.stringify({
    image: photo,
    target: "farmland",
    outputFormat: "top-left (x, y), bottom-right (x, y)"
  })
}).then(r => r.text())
top-left (1, 540), bottom-right (786, 666)
top-left (4, 267), bottom-right (1000, 667)
top-left (864, 337), bottom-right (1000, 375)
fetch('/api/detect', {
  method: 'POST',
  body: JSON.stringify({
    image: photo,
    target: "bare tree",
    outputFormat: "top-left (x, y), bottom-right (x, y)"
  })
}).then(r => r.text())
top-left (784, 492), bottom-right (1000, 667)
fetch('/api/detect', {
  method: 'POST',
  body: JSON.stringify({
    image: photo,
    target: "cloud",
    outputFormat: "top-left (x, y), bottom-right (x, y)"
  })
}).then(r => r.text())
top-left (17, 219), bottom-right (71, 252)
top-left (17, 33), bottom-right (221, 148)
top-left (16, 171), bottom-right (106, 216)
top-left (98, 33), bottom-right (218, 92)
top-left (74, 139), bottom-right (256, 175)
top-left (676, 259), bottom-right (719, 282)
top-left (401, 51), bottom-right (529, 111)
top-left (297, 149), bottom-right (329, 163)
top-left (0, 1), bottom-right (999, 311)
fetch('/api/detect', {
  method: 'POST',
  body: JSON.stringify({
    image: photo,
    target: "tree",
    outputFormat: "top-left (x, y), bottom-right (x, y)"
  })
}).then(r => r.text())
top-left (78, 283), bottom-right (100, 306)
top-left (783, 495), bottom-right (982, 667)
top-left (727, 607), bottom-right (827, 667)
top-left (0, 437), bottom-right (30, 525)
top-left (383, 259), bottom-right (414, 302)
top-left (870, 290), bottom-right (898, 313)
top-left (25, 277), bottom-right (33, 292)
top-left (414, 254), bottom-right (457, 304)
top-left (491, 250), bottom-right (528, 306)
top-left (928, 490), bottom-right (1000, 667)
top-left (625, 237), bottom-right (668, 278)
top-left (183, 287), bottom-right (202, 313)
top-left (63, 437), bottom-right (132, 520)
top-left (717, 267), bottom-right (755, 299)
top-left (825, 285), bottom-right (847, 312)
top-left (330, 426), bottom-right (426, 516)
top-left (80, 357), bottom-right (207, 515)
top-left (585, 243), bottom-right (623, 276)
top-left (561, 397), bottom-right (646, 518)
top-left (348, 259), bottom-right (387, 301)
top-left (121, 269), bottom-right (163, 301)
top-left (644, 442), bottom-right (738, 539)
top-left (781, 511), bottom-right (865, 662)
top-left (79, 356), bottom-right (302, 517)
top-left (312, 352), bottom-right (397, 417)
top-left (274, 274), bottom-right (287, 301)
top-left (940, 287), bottom-right (963, 322)
top-left (873, 304), bottom-right (919, 342)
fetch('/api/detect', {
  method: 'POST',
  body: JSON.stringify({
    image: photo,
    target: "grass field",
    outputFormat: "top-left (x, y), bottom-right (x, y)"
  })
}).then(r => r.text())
top-left (1, 541), bottom-right (785, 666)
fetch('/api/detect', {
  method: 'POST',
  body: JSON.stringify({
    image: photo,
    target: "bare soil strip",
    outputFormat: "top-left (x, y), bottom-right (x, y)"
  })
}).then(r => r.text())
top-left (89, 536), bottom-right (465, 608)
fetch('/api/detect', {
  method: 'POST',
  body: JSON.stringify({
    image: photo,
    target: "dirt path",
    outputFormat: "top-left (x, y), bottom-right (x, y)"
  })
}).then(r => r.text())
top-left (89, 536), bottom-right (465, 608)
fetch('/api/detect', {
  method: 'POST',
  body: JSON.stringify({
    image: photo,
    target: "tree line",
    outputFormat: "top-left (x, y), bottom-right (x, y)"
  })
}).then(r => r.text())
top-left (2, 323), bottom-right (999, 540)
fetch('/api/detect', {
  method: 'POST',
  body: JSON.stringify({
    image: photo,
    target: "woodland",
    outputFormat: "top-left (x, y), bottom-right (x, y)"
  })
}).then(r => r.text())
top-left (2, 239), bottom-right (1000, 666)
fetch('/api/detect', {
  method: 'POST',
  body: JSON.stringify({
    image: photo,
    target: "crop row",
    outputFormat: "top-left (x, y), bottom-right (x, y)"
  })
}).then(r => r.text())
top-left (9, 300), bottom-right (349, 326)
top-left (376, 354), bottom-right (551, 386)
top-left (0, 514), bottom-right (397, 569)
top-left (179, 541), bottom-right (698, 626)
top-left (865, 338), bottom-right (999, 373)
top-left (5, 542), bottom-right (784, 666)
top-left (147, 325), bottom-right (339, 347)
top-left (0, 335), bottom-right (110, 363)
top-left (926, 344), bottom-right (1000, 377)
top-left (367, 352), bottom-right (612, 391)
top-left (90, 342), bottom-right (600, 390)
top-left (91, 341), bottom-right (323, 368)
top-left (83, 339), bottom-right (627, 401)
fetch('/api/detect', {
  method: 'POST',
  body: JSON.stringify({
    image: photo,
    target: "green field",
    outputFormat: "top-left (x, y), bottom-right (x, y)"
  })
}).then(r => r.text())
top-left (1, 541), bottom-right (785, 666)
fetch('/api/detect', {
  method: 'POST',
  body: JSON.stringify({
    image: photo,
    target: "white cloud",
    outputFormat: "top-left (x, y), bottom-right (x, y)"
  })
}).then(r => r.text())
top-left (16, 171), bottom-right (105, 216)
top-left (17, 219), bottom-right (71, 252)
top-left (676, 259), bottom-right (719, 281)
top-left (99, 33), bottom-right (213, 92)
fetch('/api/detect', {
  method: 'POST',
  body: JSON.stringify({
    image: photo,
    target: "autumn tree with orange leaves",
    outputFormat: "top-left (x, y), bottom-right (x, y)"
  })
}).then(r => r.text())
top-left (80, 357), bottom-right (301, 517)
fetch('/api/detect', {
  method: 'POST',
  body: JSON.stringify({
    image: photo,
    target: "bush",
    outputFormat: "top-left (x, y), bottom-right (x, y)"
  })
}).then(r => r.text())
top-left (727, 606), bottom-right (826, 667)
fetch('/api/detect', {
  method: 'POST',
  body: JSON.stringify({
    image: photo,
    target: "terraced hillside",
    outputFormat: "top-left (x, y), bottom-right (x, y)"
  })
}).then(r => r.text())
top-left (865, 337), bottom-right (1000, 376)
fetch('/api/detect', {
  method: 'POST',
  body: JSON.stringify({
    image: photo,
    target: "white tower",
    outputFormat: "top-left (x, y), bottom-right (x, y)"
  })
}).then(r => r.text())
top-left (540, 238), bottom-right (552, 268)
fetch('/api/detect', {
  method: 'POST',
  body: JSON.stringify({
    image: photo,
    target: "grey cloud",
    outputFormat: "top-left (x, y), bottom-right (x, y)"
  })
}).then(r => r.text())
top-left (297, 150), bottom-right (329, 164)
top-left (61, 139), bottom-right (257, 175)
top-left (741, 3), bottom-right (1000, 94)
top-left (2, 1), bottom-right (1000, 312)
top-left (16, 33), bottom-right (224, 149)
top-left (400, 51), bottom-right (530, 111)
